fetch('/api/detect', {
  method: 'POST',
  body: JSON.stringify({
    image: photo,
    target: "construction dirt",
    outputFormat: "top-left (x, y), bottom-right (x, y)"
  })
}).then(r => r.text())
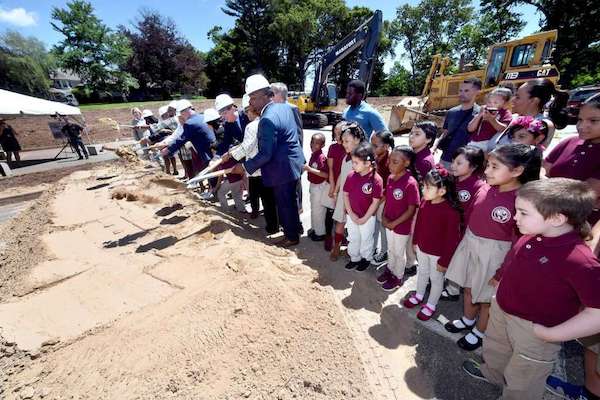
top-left (0, 161), bottom-right (385, 400)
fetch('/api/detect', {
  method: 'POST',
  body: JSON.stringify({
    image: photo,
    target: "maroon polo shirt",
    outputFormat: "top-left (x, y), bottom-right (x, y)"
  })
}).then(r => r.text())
top-left (327, 143), bottom-right (346, 185)
top-left (343, 170), bottom-right (383, 218)
top-left (383, 172), bottom-right (420, 235)
top-left (307, 150), bottom-right (328, 184)
top-left (413, 200), bottom-right (462, 268)
top-left (496, 231), bottom-right (600, 327)
top-left (471, 108), bottom-right (512, 142)
top-left (415, 147), bottom-right (435, 180)
top-left (375, 151), bottom-right (391, 186)
top-left (456, 174), bottom-right (485, 225)
top-left (220, 158), bottom-right (242, 183)
top-left (546, 137), bottom-right (600, 181)
top-left (467, 184), bottom-right (518, 242)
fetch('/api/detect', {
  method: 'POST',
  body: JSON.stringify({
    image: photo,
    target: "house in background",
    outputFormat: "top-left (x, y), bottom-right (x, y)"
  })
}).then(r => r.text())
top-left (49, 69), bottom-right (81, 106)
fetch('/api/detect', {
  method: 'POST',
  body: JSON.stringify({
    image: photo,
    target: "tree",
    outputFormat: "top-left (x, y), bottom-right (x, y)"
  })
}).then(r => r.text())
top-left (119, 9), bottom-right (208, 98)
top-left (50, 0), bottom-right (137, 97)
top-left (482, 0), bottom-right (600, 87)
top-left (0, 30), bottom-right (55, 96)
top-left (373, 62), bottom-right (412, 96)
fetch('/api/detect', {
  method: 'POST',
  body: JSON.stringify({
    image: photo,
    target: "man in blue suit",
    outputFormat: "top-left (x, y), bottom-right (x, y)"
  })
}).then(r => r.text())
top-left (159, 99), bottom-right (217, 169)
top-left (232, 74), bottom-right (305, 247)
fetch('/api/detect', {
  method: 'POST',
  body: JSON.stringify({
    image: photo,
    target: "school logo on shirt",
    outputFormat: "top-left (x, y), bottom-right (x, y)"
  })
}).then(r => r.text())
top-left (458, 190), bottom-right (471, 202)
top-left (491, 206), bottom-right (511, 223)
top-left (311, 162), bottom-right (318, 168)
top-left (362, 182), bottom-right (373, 195)
top-left (392, 188), bottom-right (404, 200)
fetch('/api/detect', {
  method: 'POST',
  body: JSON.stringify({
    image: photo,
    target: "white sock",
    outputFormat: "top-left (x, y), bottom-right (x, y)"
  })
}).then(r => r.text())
top-left (472, 327), bottom-right (485, 338)
top-left (464, 328), bottom-right (485, 345)
top-left (422, 303), bottom-right (436, 316)
top-left (453, 316), bottom-right (475, 329)
top-left (409, 293), bottom-right (424, 305)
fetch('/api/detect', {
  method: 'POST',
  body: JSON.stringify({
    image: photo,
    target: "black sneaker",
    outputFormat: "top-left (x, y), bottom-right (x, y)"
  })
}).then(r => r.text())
top-left (345, 261), bottom-right (359, 270)
top-left (405, 264), bottom-right (418, 277)
top-left (310, 234), bottom-right (326, 242)
top-left (372, 252), bottom-right (388, 265)
top-left (462, 359), bottom-right (488, 382)
top-left (355, 258), bottom-right (371, 272)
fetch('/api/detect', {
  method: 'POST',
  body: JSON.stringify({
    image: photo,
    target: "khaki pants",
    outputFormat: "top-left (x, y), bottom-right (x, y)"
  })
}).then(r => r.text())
top-left (386, 229), bottom-right (410, 278)
top-left (481, 298), bottom-right (561, 400)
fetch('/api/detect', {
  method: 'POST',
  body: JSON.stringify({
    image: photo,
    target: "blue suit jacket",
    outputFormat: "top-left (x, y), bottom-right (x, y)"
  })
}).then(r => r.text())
top-left (244, 102), bottom-right (305, 187)
top-left (167, 113), bottom-right (216, 163)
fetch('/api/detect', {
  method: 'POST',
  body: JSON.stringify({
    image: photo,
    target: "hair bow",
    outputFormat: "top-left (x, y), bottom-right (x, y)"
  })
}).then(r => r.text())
top-left (434, 164), bottom-right (449, 177)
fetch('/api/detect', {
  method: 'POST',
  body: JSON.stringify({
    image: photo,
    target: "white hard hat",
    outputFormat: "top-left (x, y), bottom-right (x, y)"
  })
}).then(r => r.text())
top-left (158, 106), bottom-right (169, 116)
top-left (142, 109), bottom-right (153, 118)
top-left (245, 74), bottom-right (270, 95)
top-left (215, 94), bottom-right (234, 112)
top-left (175, 99), bottom-right (193, 115)
top-left (203, 108), bottom-right (220, 123)
top-left (167, 100), bottom-right (178, 109)
top-left (242, 94), bottom-right (250, 109)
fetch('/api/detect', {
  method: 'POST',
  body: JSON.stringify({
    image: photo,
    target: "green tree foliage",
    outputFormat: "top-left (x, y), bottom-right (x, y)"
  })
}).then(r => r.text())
top-left (482, 0), bottom-right (599, 87)
top-left (50, 0), bottom-right (137, 98)
top-left (119, 9), bottom-right (208, 98)
top-left (0, 30), bottom-right (55, 96)
top-left (373, 62), bottom-right (412, 96)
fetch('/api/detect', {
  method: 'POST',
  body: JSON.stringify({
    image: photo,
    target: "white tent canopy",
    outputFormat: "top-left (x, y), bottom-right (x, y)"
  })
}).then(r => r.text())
top-left (0, 89), bottom-right (81, 116)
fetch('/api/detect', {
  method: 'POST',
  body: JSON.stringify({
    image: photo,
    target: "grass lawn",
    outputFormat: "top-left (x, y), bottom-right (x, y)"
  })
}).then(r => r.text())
top-left (79, 97), bottom-right (206, 112)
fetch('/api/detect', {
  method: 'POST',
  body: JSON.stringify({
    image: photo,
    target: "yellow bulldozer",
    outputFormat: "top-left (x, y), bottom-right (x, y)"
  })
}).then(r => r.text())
top-left (389, 30), bottom-right (560, 133)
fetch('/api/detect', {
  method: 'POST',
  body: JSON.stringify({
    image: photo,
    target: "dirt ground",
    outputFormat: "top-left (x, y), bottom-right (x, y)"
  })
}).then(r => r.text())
top-left (0, 159), bottom-right (389, 400)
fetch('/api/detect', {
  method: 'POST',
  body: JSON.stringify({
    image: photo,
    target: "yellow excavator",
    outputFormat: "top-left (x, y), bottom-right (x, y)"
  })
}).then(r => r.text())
top-left (389, 30), bottom-right (560, 133)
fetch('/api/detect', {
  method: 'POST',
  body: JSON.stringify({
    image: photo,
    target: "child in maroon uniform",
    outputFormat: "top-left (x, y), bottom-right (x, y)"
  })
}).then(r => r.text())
top-left (343, 143), bottom-right (384, 272)
top-left (378, 145), bottom-right (420, 291)
top-left (506, 116), bottom-right (548, 149)
top-left (409, 121), bottom-right (436, 180)
top-left (304, 132), bottom-right (332, 241)
top-left (404, 166), bottom-right (462, 320)
top-left (467, 87), bottom-right (513, 151)
top-left (443, 145), bottom-right (485, 302)
top-left (463, 178), bottom-right (600, 400)
top-left (326, 121), bottom-right (347, 250)
top-left (215, 158), bottom-right (246, 212)
top-left (544, 94), bottom-right (600, 225)
top-left (445, 144), bottom-right (542, 351)
top-left (371, 130), bottom-right (395, 265)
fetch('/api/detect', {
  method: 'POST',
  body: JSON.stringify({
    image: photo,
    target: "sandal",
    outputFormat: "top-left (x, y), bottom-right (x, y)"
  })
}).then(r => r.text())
top-left (417, 304), bottom-right (436, 321)
top-left (444, 317), bottom-right (476, 333)
top-left (402, 294), bottom-right (422, 309)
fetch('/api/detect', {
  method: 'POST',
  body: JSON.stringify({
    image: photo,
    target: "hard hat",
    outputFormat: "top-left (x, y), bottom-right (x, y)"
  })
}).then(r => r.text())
top-left (167, 100), bottom-right (178, 109)
top-left (215, 94), bottom-right (234, 112)
top-left (158, 106), bottom-right (169, 117)
top-left (245, 74), bottom-right (270, 95)
top-left (203, 108), bottom-right (221, 123)
top-left (175, 99), bottom-right (193, 116)
top-left (242, 94), bottom-right (250, 109)
top-left (142, 109), bottom-right (153, 118)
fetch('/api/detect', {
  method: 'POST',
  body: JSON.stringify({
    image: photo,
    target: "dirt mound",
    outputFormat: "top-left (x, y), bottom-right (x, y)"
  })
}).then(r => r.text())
top-left (150, 177), bottom-right (185, 189)
top-left (114, 146), bottom-right (140, 162)
top-left (0, 163), bottom-right (374, 399)
top-left (111, 187), bottom-right (159, 203)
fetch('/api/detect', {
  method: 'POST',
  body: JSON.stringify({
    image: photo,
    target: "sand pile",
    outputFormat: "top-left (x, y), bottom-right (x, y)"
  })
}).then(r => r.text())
top-left (0, 164), bottom-right (373, 400)
top-left (111, 187), bottom-right (159, 203)
top-left (114, 146), bottom-right (140, 162)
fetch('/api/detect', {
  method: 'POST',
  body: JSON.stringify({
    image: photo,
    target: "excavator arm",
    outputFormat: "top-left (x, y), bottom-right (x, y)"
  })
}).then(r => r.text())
top-left (310, 9), bottom-right (383, 107)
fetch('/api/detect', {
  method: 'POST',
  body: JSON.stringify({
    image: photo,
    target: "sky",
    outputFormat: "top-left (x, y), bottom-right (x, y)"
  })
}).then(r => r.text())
top-left (0, 0), bottom-right (543, 75)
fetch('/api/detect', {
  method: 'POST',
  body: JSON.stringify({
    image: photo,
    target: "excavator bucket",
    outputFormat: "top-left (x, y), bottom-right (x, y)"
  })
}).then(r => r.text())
top-left (388, 96), bottom-right (426, 134)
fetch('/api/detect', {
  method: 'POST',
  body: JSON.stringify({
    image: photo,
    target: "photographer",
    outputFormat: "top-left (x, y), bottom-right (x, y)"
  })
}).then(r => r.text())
top-left (467, 87), bottom-right (513, 152)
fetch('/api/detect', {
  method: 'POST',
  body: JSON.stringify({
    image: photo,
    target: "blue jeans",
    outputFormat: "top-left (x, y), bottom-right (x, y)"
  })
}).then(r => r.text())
top-left (273, 179), bottom-right (301, 242)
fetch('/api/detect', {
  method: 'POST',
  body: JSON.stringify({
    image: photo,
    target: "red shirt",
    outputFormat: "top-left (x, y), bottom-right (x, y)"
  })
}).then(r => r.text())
top-left (546, 137), bottom-right (600, 181)
top-left (383, 173), bottom-right (420, 235)
top-left (496, 231), bottom-right (600, 327)
top-left (415, 147), bottom-right (435, 180)
top-left (375, 151), bottom-right (390, 186)
top-left (327, 143), bottom-right (346, 185)
top-left (307, 150), bottom-right (328, 184)
top-left (455, 174), bottom-right (485, 225)
top-left (467, 184), bottom-right (517, 242)
top-left (472, 108), bottom-right (512, 142)
top-left (220, 158), bottom-right (242, 183)
top-left (413, 200), bottom-right (462, 268)
top-left (343, 170), bottom-right (384, 218)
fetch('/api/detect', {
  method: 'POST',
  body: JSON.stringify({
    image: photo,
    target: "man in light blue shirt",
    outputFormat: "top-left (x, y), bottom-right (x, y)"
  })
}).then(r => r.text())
top-left (342, 79), bottom-right (387, 138)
